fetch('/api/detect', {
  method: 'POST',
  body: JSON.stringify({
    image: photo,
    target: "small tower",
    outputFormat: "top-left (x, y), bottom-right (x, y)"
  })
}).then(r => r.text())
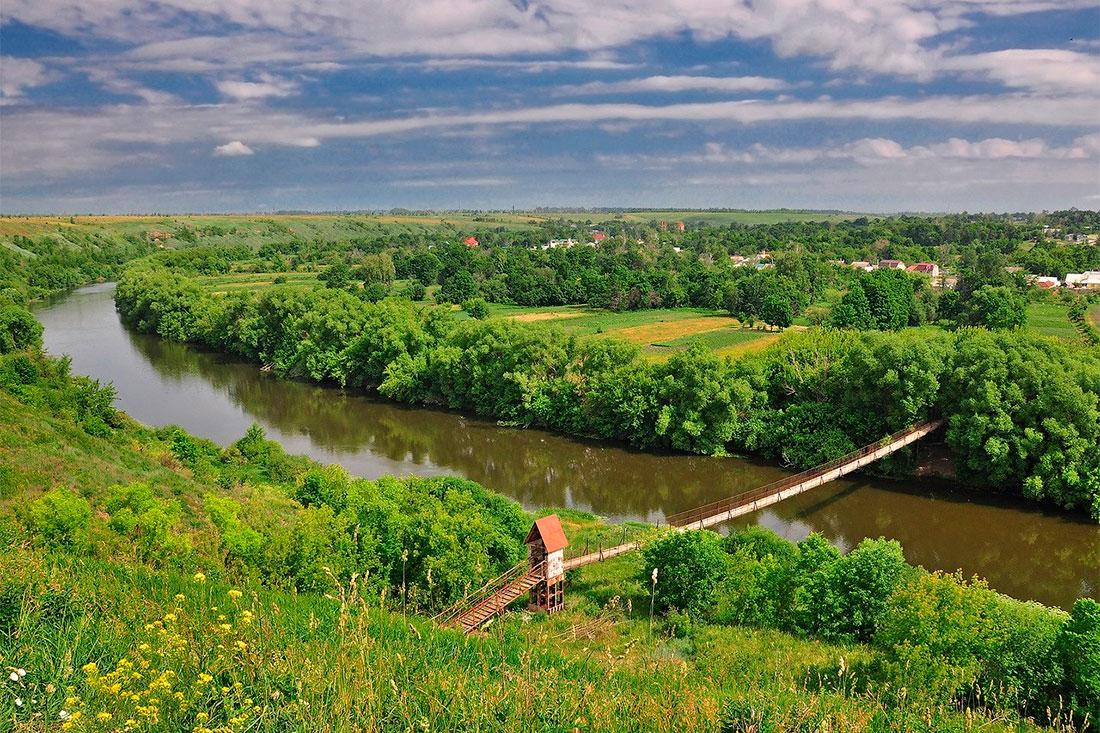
top-left (525, 515), bottom-right (569, 614)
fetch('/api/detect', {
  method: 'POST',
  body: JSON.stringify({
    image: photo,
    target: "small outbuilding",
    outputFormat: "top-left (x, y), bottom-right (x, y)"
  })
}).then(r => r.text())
top-left (525, 515), bottom-right (569, 614)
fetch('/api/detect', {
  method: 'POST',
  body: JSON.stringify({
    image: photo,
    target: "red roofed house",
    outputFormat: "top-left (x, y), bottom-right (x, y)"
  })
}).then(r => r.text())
top-left (463, 236), bottom-right (479, 247)
top-left (526, 515), bottom-right (569, 614)
top-left (591, 230), bottom-right (607, 242)
top-left (676, 221), bottom-right (686, 232)
top-left (907, 262), bottom-right (940, 277)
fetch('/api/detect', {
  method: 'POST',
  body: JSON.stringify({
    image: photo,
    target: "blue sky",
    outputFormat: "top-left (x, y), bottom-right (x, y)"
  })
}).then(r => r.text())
top-left (1, 1), bottom-right (1098, 213)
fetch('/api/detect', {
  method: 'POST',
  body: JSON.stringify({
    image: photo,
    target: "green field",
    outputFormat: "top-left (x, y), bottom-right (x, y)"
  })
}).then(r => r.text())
top-left (651, 327), bottom-right (776, 351)
top-left (196, 271), bottom-right (321, 292)
top-left (585, 209), bottom-right (862, 225)
top-left (1025, 301), bottom-right (1079, 340)
top-left (0, 209), bottom-right (859, 243)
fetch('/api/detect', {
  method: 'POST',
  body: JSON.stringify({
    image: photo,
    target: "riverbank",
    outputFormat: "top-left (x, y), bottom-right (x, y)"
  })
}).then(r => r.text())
top-left (33, 283), bottom-right (1100, 608)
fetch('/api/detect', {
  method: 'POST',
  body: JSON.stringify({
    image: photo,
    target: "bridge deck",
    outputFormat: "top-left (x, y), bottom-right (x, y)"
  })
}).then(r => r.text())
top-left (565, 420), bottom-right (942, 570)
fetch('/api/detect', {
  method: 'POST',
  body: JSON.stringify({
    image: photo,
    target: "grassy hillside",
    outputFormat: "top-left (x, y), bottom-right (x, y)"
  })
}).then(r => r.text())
top-left (2, 274), bottom-right (1096, 730)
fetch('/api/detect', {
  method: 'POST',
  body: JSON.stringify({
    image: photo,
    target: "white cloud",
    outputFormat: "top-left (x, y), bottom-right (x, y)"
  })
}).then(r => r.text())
top-left (597, 133), bottom-right (1100, 170)
top-left (1, 56), bottom-right (51, 97)
top-left (213, 140), bottom-right (254, 156)
top-left (216, 74), bottom-right (297, 100)
top-left (559, 75), bottom-right (789, 96)
top-left (4, 0), bottom-right (1095, 86)
top-left (393, 176), bottom-right (512, 187)
top-left (2, 92), bottom-right (1096, 181)
top-left (948, 49), bottom-right (1100, 94)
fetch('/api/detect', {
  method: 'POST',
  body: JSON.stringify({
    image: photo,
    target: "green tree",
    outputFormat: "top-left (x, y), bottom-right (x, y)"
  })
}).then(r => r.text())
top-left (438, 270), bottom-right (477, 303)
top-left (0, 304), bottom-right (43, 353)
top-left (462, 298), bottom-right (490, 320)
top-left (966, 285), bottom-right (1027, 329)
top-left (641, 530), bottom-right (729, 615)
top-left (360, 252), bottom-right (396, 285)
top-left (1058, 598), bottom-right (1100, 721)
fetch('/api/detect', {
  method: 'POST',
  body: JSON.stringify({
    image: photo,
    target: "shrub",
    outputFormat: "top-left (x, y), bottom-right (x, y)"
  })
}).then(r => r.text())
top-left (1058, 598), bottom-right (1100, 721)
top-left (29, 488), bottom-right (91, 548)
top-left (793, 537), bottom-right (911, 643)
top-left (0, 304), bottom-right (42, 354)
top-left (462, 297), bottom-right (490, 320)
top-left (105, 483), bottom-right (190, 564)
top-left (642, 530), bottom-right (729, 615)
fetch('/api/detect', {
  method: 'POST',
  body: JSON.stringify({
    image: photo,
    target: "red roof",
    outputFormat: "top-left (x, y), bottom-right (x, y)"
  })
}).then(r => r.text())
top-left (464, 236), bottom-right (479, 247)
top-left (525, 515), bottom-right (569, 553)
top-left (592, 231), bottom-right (607, 242)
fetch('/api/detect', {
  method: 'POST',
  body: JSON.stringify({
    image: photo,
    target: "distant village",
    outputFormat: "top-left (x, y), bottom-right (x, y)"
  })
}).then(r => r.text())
top-left (523, 221), bottom-right (1100, 291)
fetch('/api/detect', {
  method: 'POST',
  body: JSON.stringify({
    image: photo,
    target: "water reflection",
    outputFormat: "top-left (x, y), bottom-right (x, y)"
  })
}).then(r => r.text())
top-left (36, 284), bottom-right (1099, 608)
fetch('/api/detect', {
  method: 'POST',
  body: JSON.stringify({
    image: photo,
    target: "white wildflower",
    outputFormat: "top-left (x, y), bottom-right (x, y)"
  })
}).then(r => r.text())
top-left (16, 669), bottom-right (26, 678)
top-left (8, 672), bottom-right (17, 682)
top-left (59, 710), bottom-right (71, 720)
top-left (14, 697), bottom-right (22, 707)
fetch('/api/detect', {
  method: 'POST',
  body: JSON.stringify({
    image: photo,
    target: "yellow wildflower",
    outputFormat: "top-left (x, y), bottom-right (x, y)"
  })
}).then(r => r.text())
top-left (228, 589), bottom-right (242, 600)
top-left (82, 662), bottom-right (99, 675)
top-left (163, 613), bottom-right (177, 623)
top-left (240, 611), bottom-right (253, 625)
top-left (97, 712), bottom-right (113, 722)
top-left (234, 640), bottom-right (247, 652)
top-left (174, 593), bottom-right (185, 602)
top-left (193, 572), bottom-right (206, 584)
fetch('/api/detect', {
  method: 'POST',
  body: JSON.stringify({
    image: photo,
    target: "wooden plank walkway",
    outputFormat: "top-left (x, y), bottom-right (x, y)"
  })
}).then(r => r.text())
top-left (564, 420), bottom-right (943, 570)
top-left (435, 561), bottom-right (546, 634)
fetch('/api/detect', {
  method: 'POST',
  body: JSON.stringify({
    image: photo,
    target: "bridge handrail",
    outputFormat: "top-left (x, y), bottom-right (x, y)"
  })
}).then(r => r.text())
top-left (665, 420), bottom-right (942, 527)
top-left (433, 559), bottom-right (545, 620)
top-left (432, 560), bottom-right (531, 625)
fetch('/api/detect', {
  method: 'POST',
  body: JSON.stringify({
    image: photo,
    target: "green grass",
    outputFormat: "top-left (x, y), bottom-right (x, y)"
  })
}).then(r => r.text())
top-left (652, 327), bottom-right (774, 351)
top-left (1025, 301), bottom-right (1079, 340)
top-left (195, 271), bottom-right (321, 292)
top-left (8, 544), bottom-right (1044, 733)
top-left (584, 209), bottom-right (862, 225)
top-left (0, 355), bottom-right (1072, 732)
top-left (550, 308), bottom-right (725, 336)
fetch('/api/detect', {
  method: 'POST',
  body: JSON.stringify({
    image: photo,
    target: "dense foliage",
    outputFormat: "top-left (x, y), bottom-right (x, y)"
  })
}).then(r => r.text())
top-left (2, 325), bottom-right (1094, 730)
top-left (643, 526), bottom-right (1097, 724)
top-left (114, 264), bottom-right (1100, 517)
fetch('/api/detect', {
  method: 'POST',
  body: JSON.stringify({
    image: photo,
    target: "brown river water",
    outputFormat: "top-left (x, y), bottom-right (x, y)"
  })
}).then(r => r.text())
top-left (35, 283), bottom-right (1099, 608)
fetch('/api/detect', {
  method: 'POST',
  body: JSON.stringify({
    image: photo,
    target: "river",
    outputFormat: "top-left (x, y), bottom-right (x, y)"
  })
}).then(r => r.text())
top-left (34, 283), bottom-right (1099, 608)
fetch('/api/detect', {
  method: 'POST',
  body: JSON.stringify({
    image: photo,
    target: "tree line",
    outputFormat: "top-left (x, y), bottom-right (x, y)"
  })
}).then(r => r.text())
top-left (115, 263), bottom-right (1100, 518)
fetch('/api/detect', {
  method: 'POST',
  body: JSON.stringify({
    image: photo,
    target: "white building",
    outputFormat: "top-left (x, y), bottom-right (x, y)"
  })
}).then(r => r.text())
top-left (1066, 271), bottom-right (1100, 289)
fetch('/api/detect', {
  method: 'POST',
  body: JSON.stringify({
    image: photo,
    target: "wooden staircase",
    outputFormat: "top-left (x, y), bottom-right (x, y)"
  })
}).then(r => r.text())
top-left (434, 561), bottom-right (545, 634)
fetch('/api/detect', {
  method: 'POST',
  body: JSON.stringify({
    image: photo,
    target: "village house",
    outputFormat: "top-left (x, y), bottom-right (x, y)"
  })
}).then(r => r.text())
top-left (1035, 276), bottom-right (1061, 289)
top-left (879, 259), bottom-right (906, 270)
top-left (850, 261), bottom-right (874, 272)
top-left (907, 262), bottom-right (939, 277)
top-left (463, 236), bottom-right (479, 248)
top-left (1066, 271), bottom-right (1100, 289)
top-left (541, 238), bottom-right (578, 249)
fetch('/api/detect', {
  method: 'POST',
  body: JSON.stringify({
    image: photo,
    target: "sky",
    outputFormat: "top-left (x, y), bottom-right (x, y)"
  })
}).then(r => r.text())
top-left (1, 1), bottom-right (1098, 214)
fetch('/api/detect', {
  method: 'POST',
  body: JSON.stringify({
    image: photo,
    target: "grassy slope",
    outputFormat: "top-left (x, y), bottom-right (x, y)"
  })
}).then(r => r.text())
top-left (1025, 301), bottom-right (1079, 341)
top-left (0, 388), bottom-right (1052, 732)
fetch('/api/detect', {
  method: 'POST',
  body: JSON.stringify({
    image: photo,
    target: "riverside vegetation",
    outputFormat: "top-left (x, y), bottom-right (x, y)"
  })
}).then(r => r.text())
top-left (3, 211), bottom-right (1099, 730)
top-left (1, 292), bottom-right (1098, 732)
top-left (114, 259), bottom-right (1100, 519)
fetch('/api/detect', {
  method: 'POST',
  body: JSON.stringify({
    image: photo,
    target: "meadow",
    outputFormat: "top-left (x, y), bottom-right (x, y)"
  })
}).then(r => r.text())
top-left (1025, 301), bottom-right (1079, 340)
